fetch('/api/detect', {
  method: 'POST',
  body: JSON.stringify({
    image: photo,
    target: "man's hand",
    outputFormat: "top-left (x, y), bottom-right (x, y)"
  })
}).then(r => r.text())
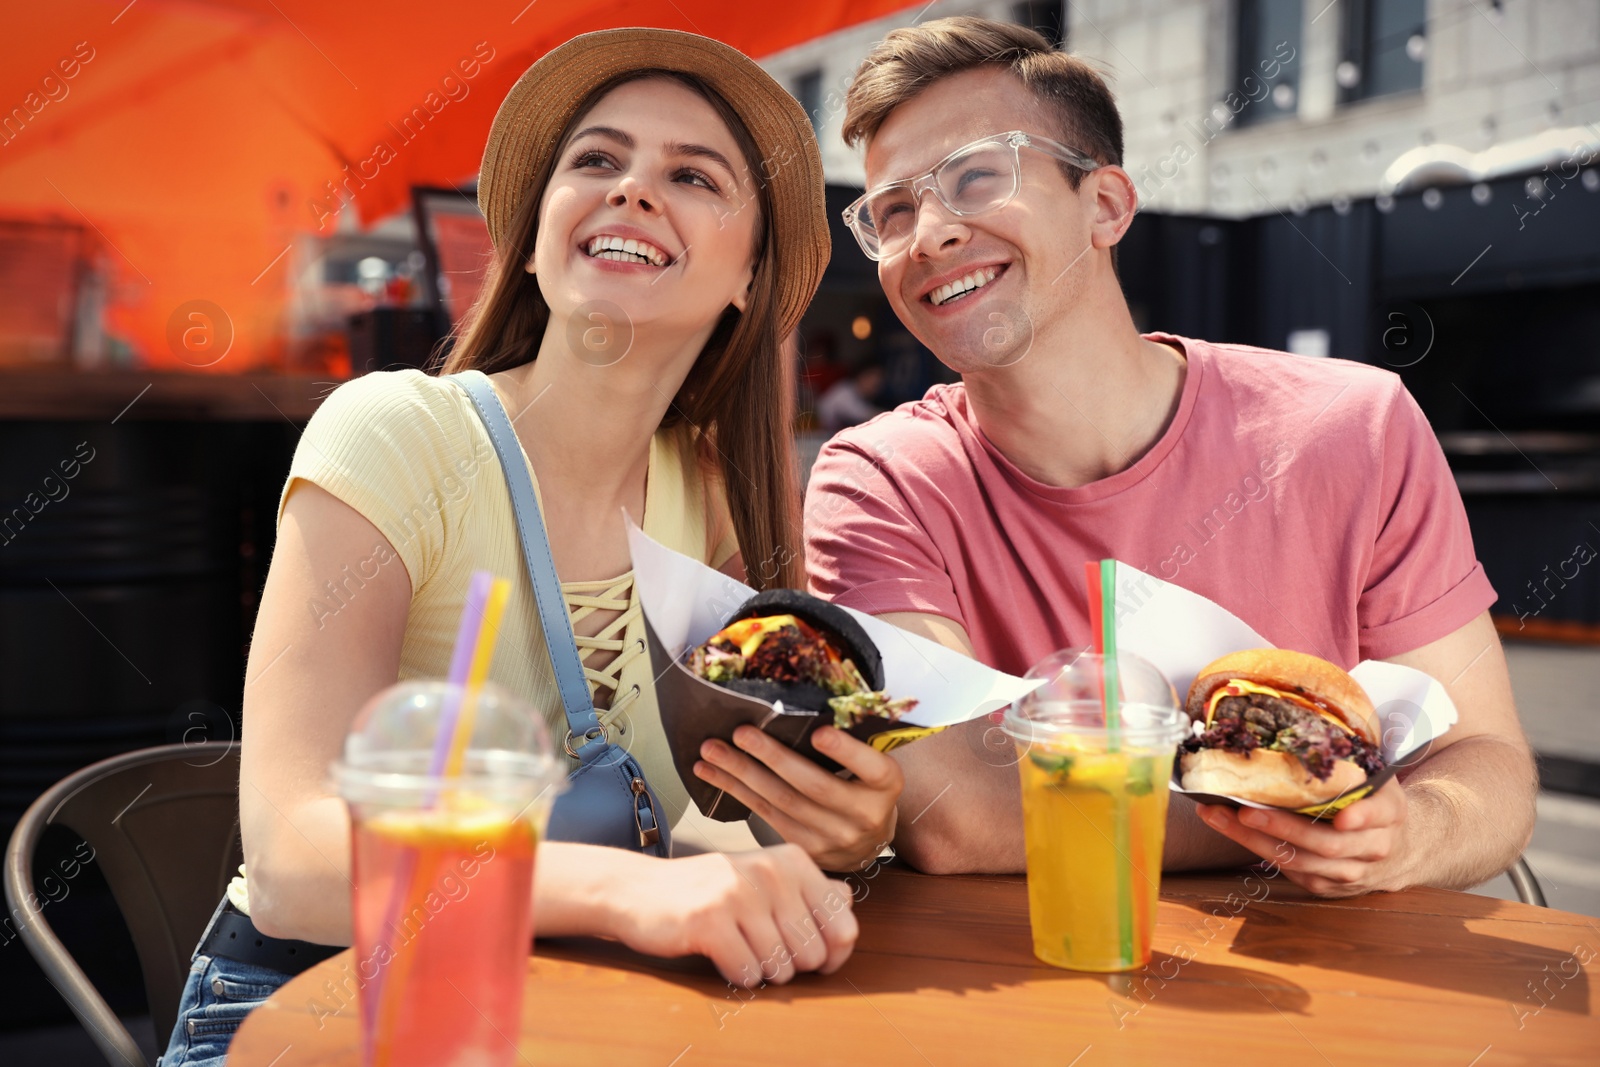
top-left (607, 845), bottom-right (858, 988)
top-left (1195, 779), bottom-right (1417, 897)
top-left (1175, 612), bottom-right (1536, 891)
top-left (693, 724), bottom-right (903, 873)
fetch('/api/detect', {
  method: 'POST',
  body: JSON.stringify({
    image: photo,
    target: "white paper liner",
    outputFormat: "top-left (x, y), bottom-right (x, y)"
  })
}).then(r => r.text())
top-left (627, 520), bottom-right (1041, 728)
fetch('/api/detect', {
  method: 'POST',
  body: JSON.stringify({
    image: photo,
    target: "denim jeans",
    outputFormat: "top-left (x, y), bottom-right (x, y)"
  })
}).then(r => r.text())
top-left (158, 898), bottom-right (292, 1067)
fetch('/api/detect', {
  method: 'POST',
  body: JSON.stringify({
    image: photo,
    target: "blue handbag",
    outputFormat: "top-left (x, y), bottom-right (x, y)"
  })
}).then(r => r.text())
top-left (454, 371), bottom-right (670, 857)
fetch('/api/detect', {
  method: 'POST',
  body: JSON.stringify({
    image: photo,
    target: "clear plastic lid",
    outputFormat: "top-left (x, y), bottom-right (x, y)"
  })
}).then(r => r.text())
top-left (330, 680), bottom-right (565, 808)
top-left (1003, 649), bottom-right (1188, 749)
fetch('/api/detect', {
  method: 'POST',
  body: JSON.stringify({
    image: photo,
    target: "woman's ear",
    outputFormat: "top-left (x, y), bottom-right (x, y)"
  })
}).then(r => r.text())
top-left (523, 254), bottom-right (537, 276)
top-left (729, 264), bottom-right (755, 312)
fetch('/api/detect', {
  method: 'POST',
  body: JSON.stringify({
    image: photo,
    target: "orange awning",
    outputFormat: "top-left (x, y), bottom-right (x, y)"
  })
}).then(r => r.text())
top-left (0, 1), bottom-right (917, 371)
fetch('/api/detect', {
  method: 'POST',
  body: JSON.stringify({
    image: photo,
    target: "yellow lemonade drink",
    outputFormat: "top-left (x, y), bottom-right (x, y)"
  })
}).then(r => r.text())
top-left (1017, 741), bottom-right (1176, 971)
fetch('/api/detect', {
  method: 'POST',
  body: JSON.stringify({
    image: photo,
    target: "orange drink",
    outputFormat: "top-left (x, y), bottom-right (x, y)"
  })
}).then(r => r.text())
top-left (333, 681), bottom-right (563, 1067)
top-left (349, 805), bottom-right (538, 1067)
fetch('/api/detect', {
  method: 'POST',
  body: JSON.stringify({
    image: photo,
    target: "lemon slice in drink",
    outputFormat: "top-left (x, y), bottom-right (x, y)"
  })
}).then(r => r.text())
top-left (1028, 749), bottom-right (1158, 795)
top-left (368, 804), bottom-right (532, 848)
top-left (1065, 752), bottom-right (1132, 790)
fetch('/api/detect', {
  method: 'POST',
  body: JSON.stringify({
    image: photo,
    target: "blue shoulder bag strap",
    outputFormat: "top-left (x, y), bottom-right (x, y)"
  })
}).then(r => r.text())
top-left (451, 371), bottom-right (667, 855)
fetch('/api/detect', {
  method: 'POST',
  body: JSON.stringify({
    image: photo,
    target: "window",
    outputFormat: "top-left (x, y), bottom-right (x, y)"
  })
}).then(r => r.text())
top-left (1338, 0), bottom-right (1426, 103)
top-left (793, 69), bottom-right (823, 140)
top-left (1234, 0), bottom-right (1303, 127)
top-left (1013, 1), bottom-right (1065, 49)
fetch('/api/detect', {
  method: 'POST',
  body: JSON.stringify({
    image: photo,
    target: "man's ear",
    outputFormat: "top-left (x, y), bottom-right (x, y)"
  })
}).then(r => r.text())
top-left (1088, 165), bottom-right (1139, 250)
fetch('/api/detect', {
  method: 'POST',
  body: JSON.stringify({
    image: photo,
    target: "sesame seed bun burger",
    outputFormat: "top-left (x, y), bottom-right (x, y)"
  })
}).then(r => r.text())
top-left (1178, 649), bottom-right (1386, 808)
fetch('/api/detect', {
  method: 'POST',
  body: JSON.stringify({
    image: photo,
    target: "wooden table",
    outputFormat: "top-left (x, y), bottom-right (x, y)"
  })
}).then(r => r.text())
top-left (231, 867), bottom-right (1598, 1066)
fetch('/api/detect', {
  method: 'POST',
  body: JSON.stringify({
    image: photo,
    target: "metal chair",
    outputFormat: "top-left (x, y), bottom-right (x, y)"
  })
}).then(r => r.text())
top-left (4, 743), bottom-right (241, 1067)
top-left (1508, 854), bottom-right (1547, 907)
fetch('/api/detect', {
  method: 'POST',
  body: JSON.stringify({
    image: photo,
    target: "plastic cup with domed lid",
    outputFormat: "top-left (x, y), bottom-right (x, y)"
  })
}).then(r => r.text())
top-left (1002, 649), bottom-right (1187, 972)
top-left (331, 680), bottom-right (565, 1067)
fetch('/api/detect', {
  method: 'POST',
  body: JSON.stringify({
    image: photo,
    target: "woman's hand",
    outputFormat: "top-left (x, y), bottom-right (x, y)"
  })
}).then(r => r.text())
top-left (694, 725), bottom-right (903, 873)
top-left (603, 845), bottom-right (858, 987)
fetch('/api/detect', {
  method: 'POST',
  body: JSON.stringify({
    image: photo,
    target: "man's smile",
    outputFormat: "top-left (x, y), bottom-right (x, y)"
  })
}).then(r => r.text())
top-left (917, 261), bottom-right (1011, 309)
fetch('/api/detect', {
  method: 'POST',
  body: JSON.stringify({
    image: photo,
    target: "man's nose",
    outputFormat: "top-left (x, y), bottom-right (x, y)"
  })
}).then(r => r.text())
top-left (908, 190), bottom-right (968, 260)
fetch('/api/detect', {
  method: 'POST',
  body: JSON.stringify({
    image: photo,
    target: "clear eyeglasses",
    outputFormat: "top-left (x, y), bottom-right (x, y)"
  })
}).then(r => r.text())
top-left (841, 130), bottom-right (1103, 261)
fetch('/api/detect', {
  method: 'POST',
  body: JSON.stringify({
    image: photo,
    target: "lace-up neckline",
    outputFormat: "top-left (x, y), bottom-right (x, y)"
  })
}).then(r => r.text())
top-left (562, 573), bottom-right (644, 729)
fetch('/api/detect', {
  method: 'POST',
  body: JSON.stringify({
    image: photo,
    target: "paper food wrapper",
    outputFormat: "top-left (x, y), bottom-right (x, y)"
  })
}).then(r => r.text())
top-left (1113, 564), bottom-right (1458, 817)
top-left (628, 522), bottom-right (1041, 821)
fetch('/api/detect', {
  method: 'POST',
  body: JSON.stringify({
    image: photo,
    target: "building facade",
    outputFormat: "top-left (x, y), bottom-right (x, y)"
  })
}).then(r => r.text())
top-left (761, 0), bottom-right (1600, 217)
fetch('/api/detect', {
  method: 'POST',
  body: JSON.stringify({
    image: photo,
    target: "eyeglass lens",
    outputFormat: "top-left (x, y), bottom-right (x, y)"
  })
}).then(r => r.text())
top-left (858, 139), bottom-right (1019, 255)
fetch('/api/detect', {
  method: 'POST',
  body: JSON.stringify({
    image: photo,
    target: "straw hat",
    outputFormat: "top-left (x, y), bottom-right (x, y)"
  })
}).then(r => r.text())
top-left (478, 27), bottom-right (829, 338)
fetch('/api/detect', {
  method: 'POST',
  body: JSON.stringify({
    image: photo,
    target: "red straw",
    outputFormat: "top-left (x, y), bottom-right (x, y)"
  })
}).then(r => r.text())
top-left (1083, 561), bottom-right (1107, 714)
top-left (1084, 561), bottom-right (1105, 656)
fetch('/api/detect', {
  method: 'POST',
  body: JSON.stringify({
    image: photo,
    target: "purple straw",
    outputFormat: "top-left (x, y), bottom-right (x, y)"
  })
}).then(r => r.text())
top-left (428, 569), bottom-right (493, 778)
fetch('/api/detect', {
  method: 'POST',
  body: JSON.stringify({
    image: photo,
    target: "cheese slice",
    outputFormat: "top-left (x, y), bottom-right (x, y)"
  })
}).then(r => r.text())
top-left (1204, 678), bottom-right (1354, 735)
top-left (712, 615), bottom-right (800, 657)
top-left (709, 614), bottom-right (839, 661)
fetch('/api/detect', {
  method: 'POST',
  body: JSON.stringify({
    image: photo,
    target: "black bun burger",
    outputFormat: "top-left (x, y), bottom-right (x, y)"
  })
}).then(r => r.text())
top-left (683, 589), bottom-right (917, 738)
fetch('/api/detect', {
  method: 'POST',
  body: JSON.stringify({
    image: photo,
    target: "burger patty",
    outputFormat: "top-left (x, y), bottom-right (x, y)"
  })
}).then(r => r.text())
top-left (718, 626), bottom-right (832, 686)
top-left (1181, 693), bottom-right (1385, 781)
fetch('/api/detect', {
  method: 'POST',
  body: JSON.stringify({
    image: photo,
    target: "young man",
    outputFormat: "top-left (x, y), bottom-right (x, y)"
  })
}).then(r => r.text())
top-left (799, 17), bottom-right (1536, 897)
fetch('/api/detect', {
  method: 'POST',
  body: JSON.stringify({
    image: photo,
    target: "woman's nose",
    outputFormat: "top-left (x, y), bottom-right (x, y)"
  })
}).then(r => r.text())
top-left (608, 173), bottom-right (659, 214)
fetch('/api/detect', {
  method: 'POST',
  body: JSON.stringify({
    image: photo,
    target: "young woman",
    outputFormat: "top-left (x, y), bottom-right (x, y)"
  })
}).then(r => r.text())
top-left (160, 28), bottom-right (874, 1066)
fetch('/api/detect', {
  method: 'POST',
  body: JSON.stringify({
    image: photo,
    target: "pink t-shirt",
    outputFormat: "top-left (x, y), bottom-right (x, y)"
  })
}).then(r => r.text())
top-left (804, 334), bottom-right (1496, 677)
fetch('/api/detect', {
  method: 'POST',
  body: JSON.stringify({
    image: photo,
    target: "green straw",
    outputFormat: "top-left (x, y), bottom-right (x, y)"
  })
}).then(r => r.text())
top-left (1098, 559), bottom-right (1134, 968)
top-left (1099, 560), bottom-right (1122, 746)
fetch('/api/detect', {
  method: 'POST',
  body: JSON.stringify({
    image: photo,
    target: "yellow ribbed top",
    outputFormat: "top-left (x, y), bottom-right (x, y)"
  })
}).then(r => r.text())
top-left (233, 370), bottom-right (760, 914)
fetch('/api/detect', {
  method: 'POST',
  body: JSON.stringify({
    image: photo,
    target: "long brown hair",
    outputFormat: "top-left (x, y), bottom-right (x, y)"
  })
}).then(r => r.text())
top-left (442, 70), bottom-right (801, 590)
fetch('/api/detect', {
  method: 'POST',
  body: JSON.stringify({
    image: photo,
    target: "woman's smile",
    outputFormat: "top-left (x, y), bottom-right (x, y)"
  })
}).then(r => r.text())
top-left (582, 233), bottom-right (673, 268)
top-left (576, 224), bottom-right (680, 274)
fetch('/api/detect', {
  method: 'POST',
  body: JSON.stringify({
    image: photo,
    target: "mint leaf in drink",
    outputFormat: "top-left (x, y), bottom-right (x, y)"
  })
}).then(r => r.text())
top-left (1125, 758), bottom-right (1155, 796)
top-left (1029, 751), bottom-right (1075, 776)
